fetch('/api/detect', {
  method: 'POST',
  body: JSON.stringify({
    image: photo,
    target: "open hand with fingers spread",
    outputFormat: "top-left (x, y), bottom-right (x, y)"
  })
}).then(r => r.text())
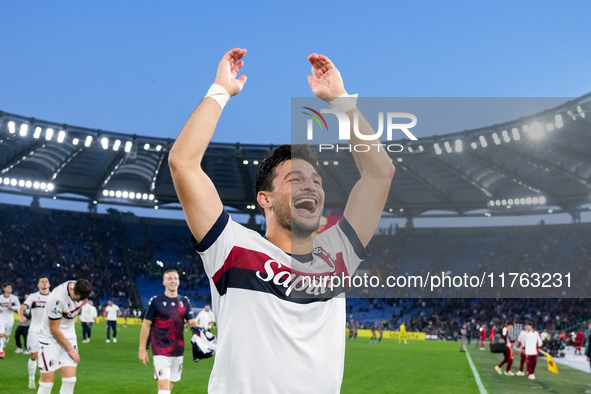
top-left (214, 48), bottom-right (247, 96)
top-left (307, 53), bottom-right (347, 101)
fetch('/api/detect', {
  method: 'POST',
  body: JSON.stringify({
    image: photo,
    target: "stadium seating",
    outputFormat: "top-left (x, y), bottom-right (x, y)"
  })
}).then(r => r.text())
top-left (2, 202), bottom-right (590, 335)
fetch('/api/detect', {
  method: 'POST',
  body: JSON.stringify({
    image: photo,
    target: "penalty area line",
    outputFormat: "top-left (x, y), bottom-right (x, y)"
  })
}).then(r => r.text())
top-left (465, 348), bottom-right (487, 394)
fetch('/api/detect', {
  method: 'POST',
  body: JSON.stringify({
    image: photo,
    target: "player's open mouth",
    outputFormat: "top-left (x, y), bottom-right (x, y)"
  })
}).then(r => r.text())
top-left (293, 196), bottom-right (318, 216)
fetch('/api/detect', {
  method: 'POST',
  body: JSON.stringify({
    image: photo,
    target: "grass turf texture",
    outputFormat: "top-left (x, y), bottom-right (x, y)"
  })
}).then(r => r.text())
top-left (1, 323), bottom-right (589, 393)
top-left (468, 343), bottom-right (591, 393)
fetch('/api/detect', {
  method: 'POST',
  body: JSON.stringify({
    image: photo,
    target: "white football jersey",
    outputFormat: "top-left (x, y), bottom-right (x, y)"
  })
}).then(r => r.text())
top-left (105, 305), bottom-right (120, 321)
top-left (0, 294), bottom-right (20, 321)
top-left (39, 281), bottom-right (85, 341)
top-left (24, 291), bottom-right (51, 333)
top-left (523, 330), bottom-right (543, 355)
top-left (193, 211), bottom-right (367, 393)
top-left (196, 309), bottom-right (215, 329)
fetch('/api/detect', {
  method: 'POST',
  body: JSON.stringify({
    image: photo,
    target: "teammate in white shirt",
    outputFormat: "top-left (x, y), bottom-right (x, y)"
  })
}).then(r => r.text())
top-left (522, 321), bottom-right (543, 380)
top-left (37, 279), bottom-right (92, 394)
top-left (195, 305), bottom-right (215, 331)
top-left (105, 300), bottom-right (121, 343)
top-left (79, 300), bottom-right (98, 343)
top-left (0, 282), bottom-right (21, 359)
top-left (170, 49), bottom-right (394, 393)
top-left (18, 276), bottom-right (51, 389)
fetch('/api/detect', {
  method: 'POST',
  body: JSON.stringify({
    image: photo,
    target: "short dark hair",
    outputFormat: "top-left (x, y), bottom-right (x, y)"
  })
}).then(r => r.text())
top-left (506, 321), bottom-right (514, 327)
top-left (2, 283), bottom-right (11, 289)
top-left (38, 276), bottom-right (49, 282)
top-left (255, 144), bottom-right (320, 216)
top-left (73, 279), bottom-right (92, 300)
top-left (525, 321), bottom-right (534, 327)
top-left (163, 269), bottom-right (178, 279)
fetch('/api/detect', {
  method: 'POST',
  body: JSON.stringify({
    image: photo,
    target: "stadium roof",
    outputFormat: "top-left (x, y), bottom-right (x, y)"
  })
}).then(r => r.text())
top-left (1, 94), bottom-right (590, 219)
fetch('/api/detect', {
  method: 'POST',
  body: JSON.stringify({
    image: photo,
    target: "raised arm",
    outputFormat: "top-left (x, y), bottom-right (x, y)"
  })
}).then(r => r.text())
top-left (169, 48), bottom-right (247, 242)
top-left (307, 53), bottom-right (395, 247)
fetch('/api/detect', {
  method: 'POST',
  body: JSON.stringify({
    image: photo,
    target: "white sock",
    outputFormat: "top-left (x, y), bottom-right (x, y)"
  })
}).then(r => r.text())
top-left (60, 377), bottom-right (76, 394)
top-left (0, 336), bottom-right (5, 352)
top-left (29, 358), bottom-right (38, 379)
top-left (38, 382), bottom-right (54, 394)
top-left (158, 391), bottom-right (171, 394)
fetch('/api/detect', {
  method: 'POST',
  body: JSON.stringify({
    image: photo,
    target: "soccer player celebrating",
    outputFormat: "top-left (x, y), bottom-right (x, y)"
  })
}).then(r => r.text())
top-left (522, 321), bottom-right (543, 380)
top-left (494, 322), bottom-right (515, 376)
top-left (169, 48), bottom-right (394, 392)
top-left (138, 269), bottom-right (198, 394)
top-left (37, 279), bottom-right (92, 394)
top-left (18, 276), bottom-right (51, 389)
top-left (105, 300), bottom-right (121, 343)
top-left (0, 282), bottom-right (21, 359)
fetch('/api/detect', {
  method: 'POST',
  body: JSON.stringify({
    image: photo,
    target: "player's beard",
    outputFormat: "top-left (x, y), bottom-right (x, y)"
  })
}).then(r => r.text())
top-left (273, 194), bottom-right (319, 239)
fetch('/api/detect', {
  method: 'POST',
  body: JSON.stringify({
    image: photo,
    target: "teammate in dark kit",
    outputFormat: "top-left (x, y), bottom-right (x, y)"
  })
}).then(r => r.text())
top-left (139, 269), bottom-right (198, 394)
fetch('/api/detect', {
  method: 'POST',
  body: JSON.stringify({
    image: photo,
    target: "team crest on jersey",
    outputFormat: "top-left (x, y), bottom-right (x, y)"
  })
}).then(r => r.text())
top-left (312, 246), bottom-right (336, 268)
top-left (163, 302), bottom-right (167, 306)
top-left (179, 301), bottom-right (184, 308)
top-left (172, 302), bottom-right (175, 306)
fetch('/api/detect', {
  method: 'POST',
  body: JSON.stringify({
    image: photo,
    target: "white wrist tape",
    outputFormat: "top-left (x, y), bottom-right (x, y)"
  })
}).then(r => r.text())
top-left (328, 93), bottom-right (358, 113)
top-left (205, 83), bottom-right (231, 110)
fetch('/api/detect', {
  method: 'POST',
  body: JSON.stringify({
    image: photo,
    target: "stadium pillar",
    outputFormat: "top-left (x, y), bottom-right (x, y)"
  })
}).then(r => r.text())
top-left (405, 216), bottom-right (414, 230)
top-left (30, 196), bottom-right (40, 210)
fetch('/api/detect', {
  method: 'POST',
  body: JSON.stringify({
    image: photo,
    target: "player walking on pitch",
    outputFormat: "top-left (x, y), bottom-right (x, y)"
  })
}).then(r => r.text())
top-left (37, 279), bottom-right (92, 394)
top-left (169, 48), bottom-right (394, 392)
top-left (105, 300), bottom-right (121, 343)
top-left (399, 322), bottom-right (407, 344)
top-left (479, 325), bottom-right (486, 350)
top-left (80, 300), bottom-right (97, 343)
top-left (18, 276), bottom-right (51, 389)
top-left (370, 321), bottom-right (378, 343)
top-left (139, 269), bottom-right (198, 394)
top-left (494, 322), bottom-right (515, 376)
top-left (522, 321), bottom-right (543, 380)
top-left (0, 282), bottom-right (21, 359)
top-left (515, 325), bottom-right (527, 376)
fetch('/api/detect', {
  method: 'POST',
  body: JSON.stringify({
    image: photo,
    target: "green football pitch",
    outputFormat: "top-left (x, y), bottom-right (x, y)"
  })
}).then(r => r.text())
top-left (1, 323), bottom-right (590, 393)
